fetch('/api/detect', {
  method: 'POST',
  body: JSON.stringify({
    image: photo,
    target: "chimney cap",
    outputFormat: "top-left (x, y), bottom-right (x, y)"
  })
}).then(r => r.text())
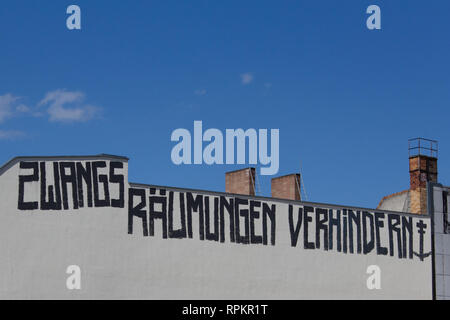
top-left (271, 173), bottom-right (300, 180)
top-left (408, 137), bottom-right (438, 159)
top-left (224, 167), bottom-right (256, 175)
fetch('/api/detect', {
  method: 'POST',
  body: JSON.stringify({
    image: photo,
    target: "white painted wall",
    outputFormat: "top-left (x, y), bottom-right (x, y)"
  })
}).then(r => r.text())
top-left (431, 184), bottom-right (450, 299)
top-left (0, 156), bottom-right (433, 299)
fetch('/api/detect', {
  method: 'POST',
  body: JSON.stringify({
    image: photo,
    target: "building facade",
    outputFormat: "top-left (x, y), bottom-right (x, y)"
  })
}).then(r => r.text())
top-left (0, 153), bottom-right (435, 299)
top-left (428, 183), bottom-right (450, 299)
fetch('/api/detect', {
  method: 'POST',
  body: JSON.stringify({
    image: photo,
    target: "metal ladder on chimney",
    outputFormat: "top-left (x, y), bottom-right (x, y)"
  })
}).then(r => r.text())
top-left (299, 162), bottom-right (308, 201)
top-left (250, 169), bottom-right (262, 196)
top-left (402, 192), bottom-right (410, 213)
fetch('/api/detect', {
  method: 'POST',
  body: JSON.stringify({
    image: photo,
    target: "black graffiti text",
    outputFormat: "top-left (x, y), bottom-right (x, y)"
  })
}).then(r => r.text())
top-left (128, 188), bottom-right (276, 246)
top-left (18, 161), bottom-right (125, 211)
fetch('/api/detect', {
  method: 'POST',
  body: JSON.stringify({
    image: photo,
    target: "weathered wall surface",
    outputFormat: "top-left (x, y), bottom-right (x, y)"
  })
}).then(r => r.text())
top-left (430, 184), bottom-right (450, 299)
top-left (377, 190), bottom-right (410, 212)
top-left (0, 156), bottom-right (433, 299)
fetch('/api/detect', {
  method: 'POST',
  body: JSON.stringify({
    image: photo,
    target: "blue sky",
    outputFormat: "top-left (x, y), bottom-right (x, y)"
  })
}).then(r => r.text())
top-left (0, 0), bottom-right (449, 208)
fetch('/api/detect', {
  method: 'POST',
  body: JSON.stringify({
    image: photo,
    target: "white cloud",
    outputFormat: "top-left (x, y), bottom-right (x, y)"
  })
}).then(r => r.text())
top-left (0, 93), bottom-right (33, 122)
top-left (16, 104), bottom-right (30, 113)
top-left (240, 73), bottom-right (254, 85)
top-left (0, 130), bottom-right (25, 140)
top-left (0, 94), bottom-right (29, 140)
top-left (0, 90), bottom-right (99, 140)
top-left (0, 94), bottom-right (19, 122)
top-left (38, 89), bottom-right (100, 122)
top-left (194, 89), bottom-right (207, 96)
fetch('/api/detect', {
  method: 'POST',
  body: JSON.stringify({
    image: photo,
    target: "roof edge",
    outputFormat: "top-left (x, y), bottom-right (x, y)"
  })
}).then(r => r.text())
top-left (0, 154), bottom-right (129, 175)
top-left (129, 182), bottom-right (426, 218)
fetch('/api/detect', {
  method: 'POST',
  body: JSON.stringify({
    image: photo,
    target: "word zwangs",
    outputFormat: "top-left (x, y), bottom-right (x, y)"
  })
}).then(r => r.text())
top-left (18, 161), bottom-right (125, 210)
top-left (171, 121), bottom-right (279, 175)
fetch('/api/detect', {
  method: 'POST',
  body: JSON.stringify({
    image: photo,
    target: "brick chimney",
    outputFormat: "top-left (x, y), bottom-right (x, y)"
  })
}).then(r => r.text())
top-left (408, 138), bottom-right (438, 214)
top-left (271, 174), bottom-right (301, 201)
top-left (409, 154), bottom-right (437, 214)
top-left (225, 168), bottom-right (256, 196)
